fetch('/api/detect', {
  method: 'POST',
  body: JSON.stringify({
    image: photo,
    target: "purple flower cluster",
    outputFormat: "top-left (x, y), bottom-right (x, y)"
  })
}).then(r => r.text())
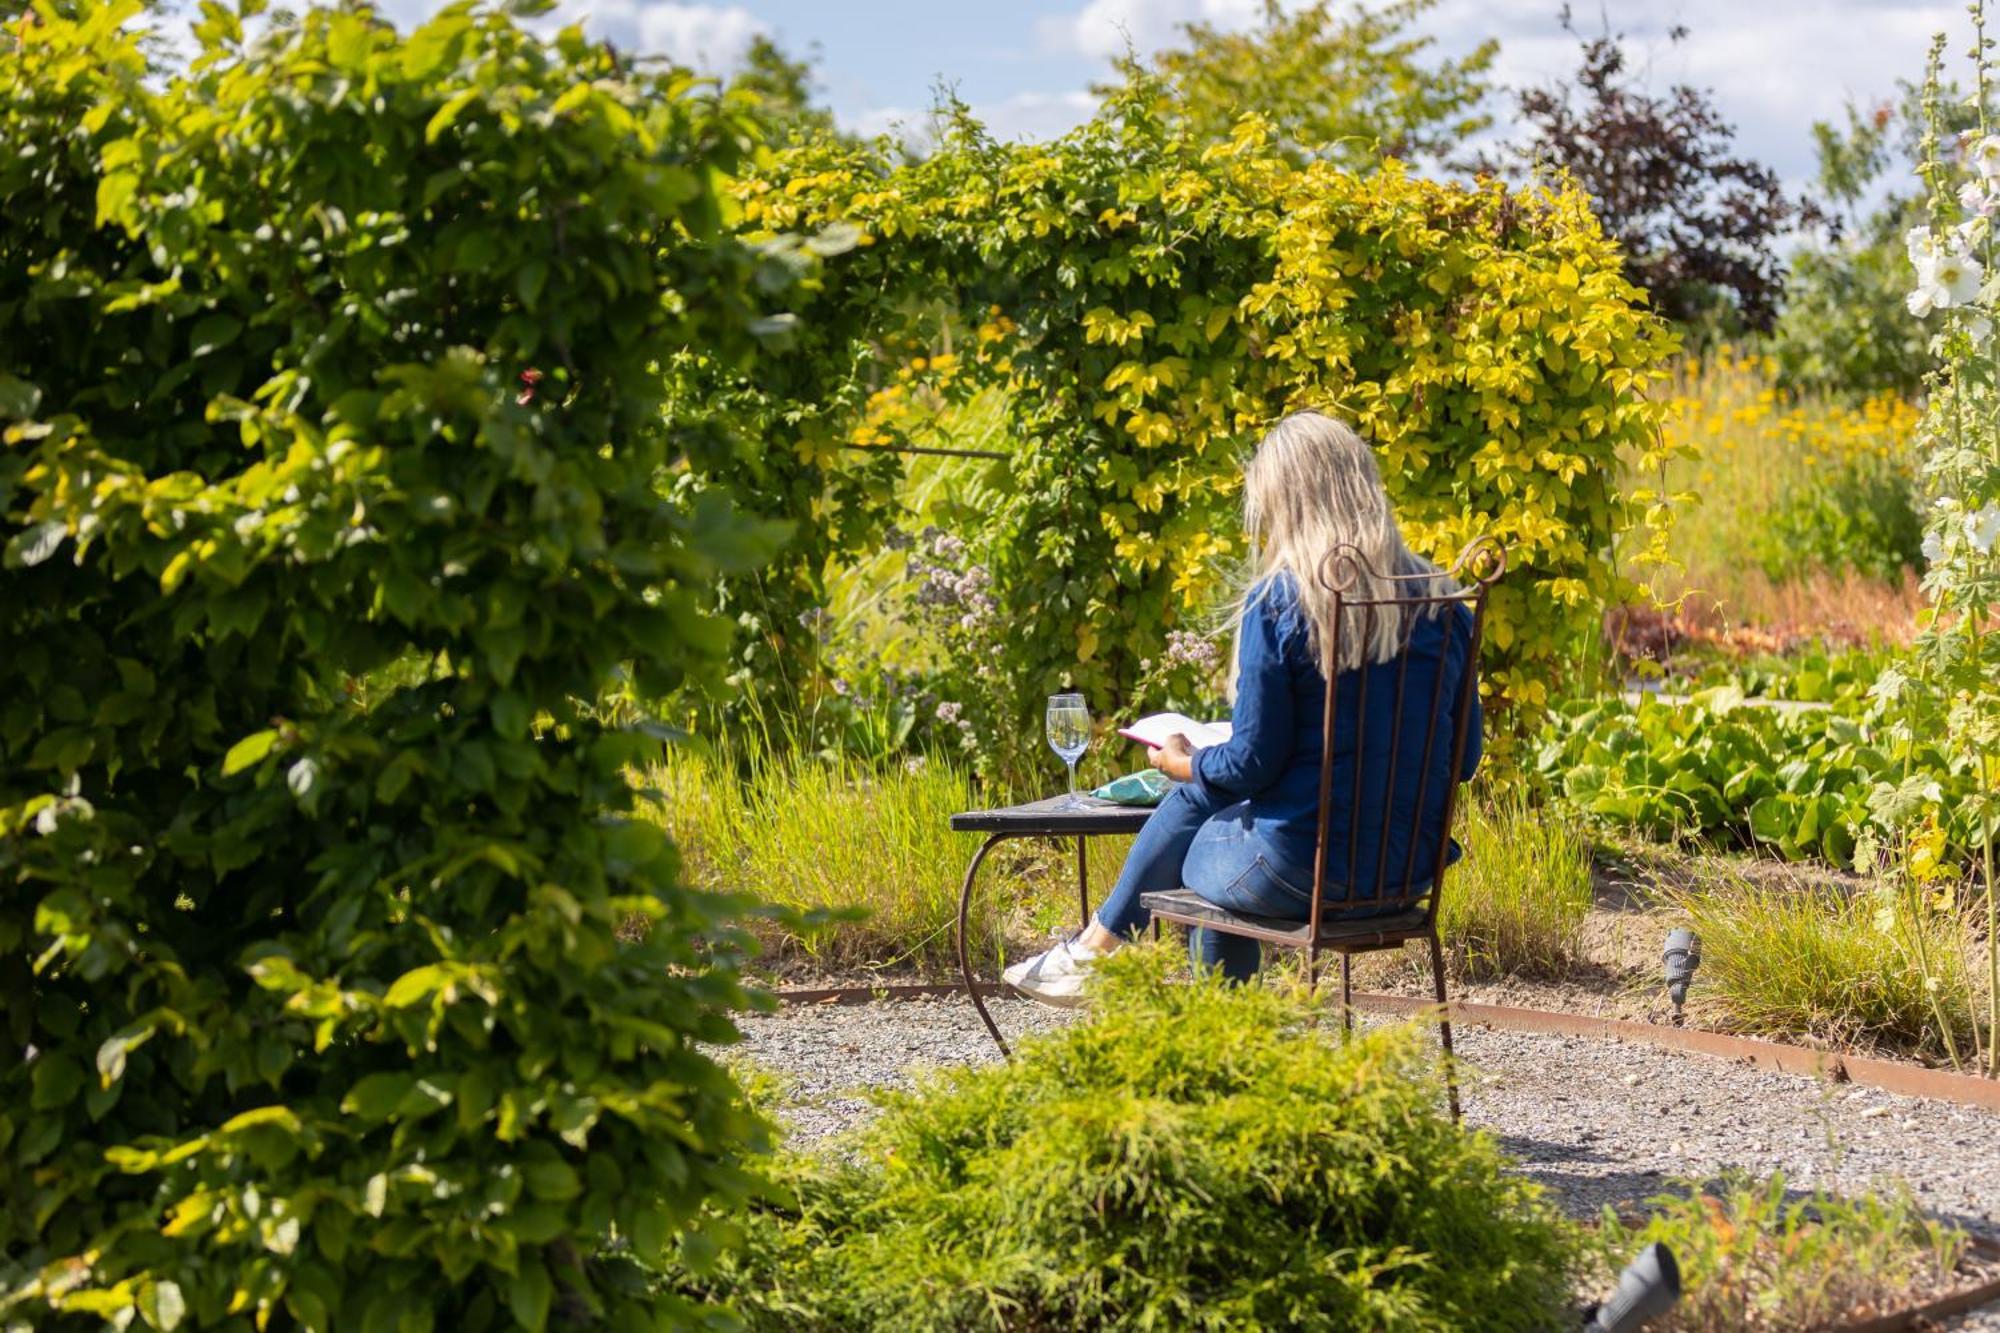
top-left (904, 527), bottom-right (996, 632)
top-left (1140, 629), bottom-right (1221, 677)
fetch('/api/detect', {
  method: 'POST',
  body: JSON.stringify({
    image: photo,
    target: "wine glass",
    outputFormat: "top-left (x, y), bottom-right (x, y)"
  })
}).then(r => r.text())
top-left (1046, 692), bottom-right (1089, 806)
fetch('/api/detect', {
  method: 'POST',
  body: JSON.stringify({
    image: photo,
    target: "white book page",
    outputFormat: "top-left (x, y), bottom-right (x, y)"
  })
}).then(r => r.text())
top-left (1117, 712), bottom-right (1233, 750)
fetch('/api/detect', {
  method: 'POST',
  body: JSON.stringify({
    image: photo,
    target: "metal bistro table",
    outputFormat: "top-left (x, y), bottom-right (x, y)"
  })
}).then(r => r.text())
top-left (950, 794), bottom-right (1154, 1055)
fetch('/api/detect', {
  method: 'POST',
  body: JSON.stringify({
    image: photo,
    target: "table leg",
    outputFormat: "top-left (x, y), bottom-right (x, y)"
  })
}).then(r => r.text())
top-left (956, 832), bottom-right (1011, 1057)
top-left (1076, 835), bottom-right (1089, 927)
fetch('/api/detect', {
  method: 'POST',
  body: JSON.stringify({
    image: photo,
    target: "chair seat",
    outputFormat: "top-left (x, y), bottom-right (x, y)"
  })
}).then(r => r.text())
top-left (1139, 888), bottom-right (1431, 951)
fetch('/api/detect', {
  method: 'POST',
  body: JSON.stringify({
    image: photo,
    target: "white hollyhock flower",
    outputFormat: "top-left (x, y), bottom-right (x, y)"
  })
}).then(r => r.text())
top-left (1968, 503), bottom-right (2000, 553)
top-left (1922, 529), bottom-right (1948, 564)
top-left (1928, 249), bottom-right (1983, 307)
top-left (1908, 283), bottom-right (1942, 317)
top-left (1906, 225), bottom-right (1937, 264)
top-left (1975, 135), bottom-right (2000, 180)
top-left (1965, 310), bottom-right (1993, 344)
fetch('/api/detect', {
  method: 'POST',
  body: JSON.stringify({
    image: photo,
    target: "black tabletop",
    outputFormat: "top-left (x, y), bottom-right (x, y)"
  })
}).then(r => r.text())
top-left (949, 794), bottom-right (1157, 835)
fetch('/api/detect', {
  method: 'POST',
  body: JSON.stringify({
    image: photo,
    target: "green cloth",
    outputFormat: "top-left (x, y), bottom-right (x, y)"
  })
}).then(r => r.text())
top-left (1091, 768), bottom-right (1172, 806)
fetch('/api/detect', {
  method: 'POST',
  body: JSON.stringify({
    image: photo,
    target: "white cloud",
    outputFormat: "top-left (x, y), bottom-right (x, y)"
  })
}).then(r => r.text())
top-left (847, 89), bottom-right (1099, 149)
top-left (1036, 0), bottom-right (1264, 61)
top-left (1421, 0), bottom-right (1971, 194)
top-left (978, 89), bottom-right (1100, 140)
top-left (559, 1), bottom-right (767, 70)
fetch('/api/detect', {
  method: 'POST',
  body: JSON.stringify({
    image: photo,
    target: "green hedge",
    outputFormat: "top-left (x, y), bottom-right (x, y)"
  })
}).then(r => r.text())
top-left (2, 3), bottom-right (797, 1327)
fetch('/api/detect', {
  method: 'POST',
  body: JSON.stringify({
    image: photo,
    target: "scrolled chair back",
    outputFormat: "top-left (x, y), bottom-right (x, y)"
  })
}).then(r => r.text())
top-left (1306, 536), bottom-right (1504, 937)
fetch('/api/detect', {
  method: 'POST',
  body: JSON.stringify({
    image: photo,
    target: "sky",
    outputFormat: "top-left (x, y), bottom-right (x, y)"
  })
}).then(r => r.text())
top-left (361, 0), bottom-right (1988, 203)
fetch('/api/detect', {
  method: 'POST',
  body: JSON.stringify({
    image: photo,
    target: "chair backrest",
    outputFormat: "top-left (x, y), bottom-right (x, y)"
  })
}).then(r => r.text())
top-left (1305, 537), bottom-right (1504, 940)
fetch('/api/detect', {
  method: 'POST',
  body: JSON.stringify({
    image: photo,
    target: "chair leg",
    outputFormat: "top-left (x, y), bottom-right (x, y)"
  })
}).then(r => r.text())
top-left (1428, 931), bottom-right (1460, 1122)
top-left (1339, 953), bottom-right (1353, 1035)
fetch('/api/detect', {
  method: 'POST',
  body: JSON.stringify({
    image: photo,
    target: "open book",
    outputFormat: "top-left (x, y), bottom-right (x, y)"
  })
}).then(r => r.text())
top-left (1117, 712), bottom-right (1233, 750)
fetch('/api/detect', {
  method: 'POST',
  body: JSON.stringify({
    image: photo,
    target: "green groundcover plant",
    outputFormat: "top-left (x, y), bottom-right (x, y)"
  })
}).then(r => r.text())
top-left (663, 948), bottom-right (1577, 1331)
top-left (1598, 1171), bottom-right (1966, 1332)
top-left (1537, 678), bottom-right (1980, 869)
top-left (1, 1), bottom-right (808, 1327)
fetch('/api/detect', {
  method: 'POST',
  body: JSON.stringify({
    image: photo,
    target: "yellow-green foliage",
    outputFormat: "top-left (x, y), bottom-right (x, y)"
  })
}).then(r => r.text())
top-left (669, 947), bottom-right (1578, 1330)
top-left (729, 96), bottom-right (1678, 750)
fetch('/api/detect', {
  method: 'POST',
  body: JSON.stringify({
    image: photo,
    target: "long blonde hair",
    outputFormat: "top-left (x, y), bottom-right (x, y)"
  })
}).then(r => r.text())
top-left (1229, 410), bottom-right (1450, 690)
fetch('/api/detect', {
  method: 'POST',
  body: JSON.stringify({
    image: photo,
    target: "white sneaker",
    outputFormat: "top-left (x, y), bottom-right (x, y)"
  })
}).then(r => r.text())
top-left (1002, 937), bottom-right (1102, 1007)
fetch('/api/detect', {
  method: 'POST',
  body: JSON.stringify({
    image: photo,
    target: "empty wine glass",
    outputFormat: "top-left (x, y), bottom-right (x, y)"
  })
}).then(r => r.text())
top-left (1046, 692), bottom-right (1089, 806)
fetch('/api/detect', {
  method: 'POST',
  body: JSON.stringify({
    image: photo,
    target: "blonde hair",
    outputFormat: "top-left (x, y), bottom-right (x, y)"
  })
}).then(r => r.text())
top-left (1229, 410), bottom-right (1451, 690)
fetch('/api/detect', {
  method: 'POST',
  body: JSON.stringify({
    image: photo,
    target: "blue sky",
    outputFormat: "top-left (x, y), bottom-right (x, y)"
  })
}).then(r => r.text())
top-left (369, 0), bottom-right (1986, 198)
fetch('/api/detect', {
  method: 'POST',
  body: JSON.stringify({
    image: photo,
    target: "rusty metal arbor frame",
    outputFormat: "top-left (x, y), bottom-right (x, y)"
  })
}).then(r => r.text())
top-left (1143, 536), bottom-right (1505, 1120)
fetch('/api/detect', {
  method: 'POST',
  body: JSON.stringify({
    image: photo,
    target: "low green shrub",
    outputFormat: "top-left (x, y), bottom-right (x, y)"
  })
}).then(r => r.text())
top-left (1442, 796), bottom-right (1595, 980)
top-left (667, 947), bottom-right (1578, 1331)
top-left (1666, 873), bottom-right (1971, 1058)
top-left (1599, 1171), bottom-right (1967, 1332)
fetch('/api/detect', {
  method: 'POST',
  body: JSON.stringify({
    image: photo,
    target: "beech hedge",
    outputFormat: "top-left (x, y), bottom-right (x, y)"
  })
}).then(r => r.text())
top-left (2, 2), bottom-right (800, 1327)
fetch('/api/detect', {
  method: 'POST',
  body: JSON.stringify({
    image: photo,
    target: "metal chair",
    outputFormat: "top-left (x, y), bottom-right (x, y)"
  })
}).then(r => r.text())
top-left (1139, 537), bottom-right (1504, 1120)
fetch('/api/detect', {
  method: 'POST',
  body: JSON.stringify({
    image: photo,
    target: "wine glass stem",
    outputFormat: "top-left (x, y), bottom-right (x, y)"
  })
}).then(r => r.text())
top-left (1067, 759), bottom-right (1078, 795)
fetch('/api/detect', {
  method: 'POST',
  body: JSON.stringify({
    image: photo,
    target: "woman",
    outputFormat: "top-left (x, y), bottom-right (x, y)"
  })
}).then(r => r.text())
top-left (1004, 410), bottom-right (1481, 1003)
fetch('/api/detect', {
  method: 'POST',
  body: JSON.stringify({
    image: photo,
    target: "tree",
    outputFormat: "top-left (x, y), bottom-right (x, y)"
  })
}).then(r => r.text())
top-left (727, 34), bottom-right (841, 141)
top-left (1474, 11), bottom-right (1817, 333)
top-left (1108, 0), bottom-right (1496, 169)
top-left (1773, 83), bottom-right (1995, 398)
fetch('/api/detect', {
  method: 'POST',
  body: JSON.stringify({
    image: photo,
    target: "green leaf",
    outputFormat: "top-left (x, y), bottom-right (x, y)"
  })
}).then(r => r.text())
top-left (96, 1020), bottom-right (158, 1087)
top-left (384, 964), bottom-right (446, 1009)
top-left (522, 1157), bottom-right (581, 1201)
top-left (490, 691), bottom-right (532, 739)
top-left (516, 260), bottom-right (548, 310)
top-left (219, 1104), bottom-right (302, 1135)
top-left (5, 521), bottom-right (66, 569)
top-left (0, 373), bottom-right (43, 418)
top-left (31, 1053), bottom-right (84, 1110)
top-left (425, 87), bottom-right (481, 143)
top-left (223, 728), bottom-right (280, 776)
top-left (342, 1072), bottom-right (415, 1123)
top-left (507, 1261), bottom-right (553, 1331)
top-left (140, 1279), bottom-right (186, 1332)
top-left (189, 313), bottom-right (243, 358)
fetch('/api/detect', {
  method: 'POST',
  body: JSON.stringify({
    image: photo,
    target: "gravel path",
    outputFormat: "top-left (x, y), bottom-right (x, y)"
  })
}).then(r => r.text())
top-left (734, 992), bottom-right (2000, 1325)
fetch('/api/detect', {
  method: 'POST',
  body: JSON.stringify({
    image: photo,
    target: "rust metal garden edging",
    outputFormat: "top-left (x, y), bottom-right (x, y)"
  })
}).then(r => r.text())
top-left (771, 984), bottom-right (2000, 1112)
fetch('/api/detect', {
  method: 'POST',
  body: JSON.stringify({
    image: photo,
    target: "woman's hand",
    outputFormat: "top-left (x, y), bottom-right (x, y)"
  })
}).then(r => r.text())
top-left (1148, 734), bottom-right (1196, 784)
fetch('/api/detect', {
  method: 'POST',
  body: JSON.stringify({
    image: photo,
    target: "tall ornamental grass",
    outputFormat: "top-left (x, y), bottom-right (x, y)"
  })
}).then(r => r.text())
top-left (666, 947), bottom-right (1579, 1331)
top-left (643, 747), bottom-right (1074, 972)
top-left (1666, 873), bottom-right (1974, 1058)
top-left (1440, 795), bottom-right (1596, 980)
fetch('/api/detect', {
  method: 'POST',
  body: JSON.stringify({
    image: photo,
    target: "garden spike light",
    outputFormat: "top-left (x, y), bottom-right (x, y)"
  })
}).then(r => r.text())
top-left (1663, 928), bottom-right (1700, 1021)
top-left (1583, 1241), bottom-right (1681, 1332)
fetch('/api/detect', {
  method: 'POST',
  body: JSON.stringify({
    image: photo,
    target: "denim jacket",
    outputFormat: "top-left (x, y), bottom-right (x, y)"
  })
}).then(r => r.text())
top-left (1189, 571), bottom-right (1482, 901)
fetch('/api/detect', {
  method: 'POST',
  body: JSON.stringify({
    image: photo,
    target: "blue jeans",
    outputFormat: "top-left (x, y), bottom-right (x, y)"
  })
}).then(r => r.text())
top-left (1094, 781), bottom-right (1315, 982)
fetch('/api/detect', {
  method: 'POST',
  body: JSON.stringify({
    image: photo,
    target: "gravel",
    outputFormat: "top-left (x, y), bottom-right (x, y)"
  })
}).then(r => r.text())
top-left (732, 990), bottom-right (2000, 1325)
